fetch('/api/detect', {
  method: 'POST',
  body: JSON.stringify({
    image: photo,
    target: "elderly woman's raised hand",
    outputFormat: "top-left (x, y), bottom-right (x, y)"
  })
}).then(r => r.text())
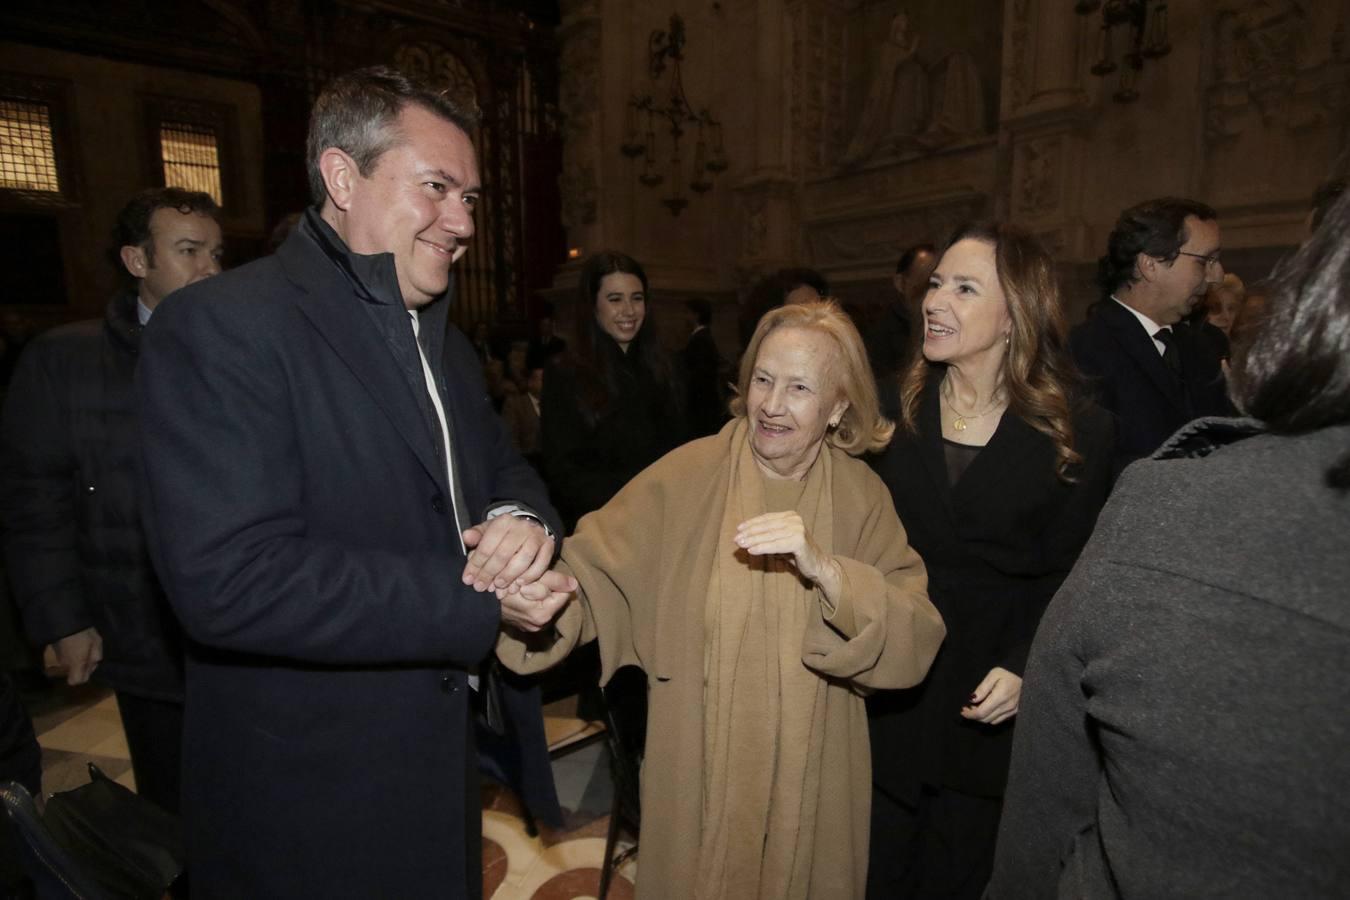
top-left (497, 569), bottom-right (577, 632)
top-left (735, 511), bottom-right (843, 597)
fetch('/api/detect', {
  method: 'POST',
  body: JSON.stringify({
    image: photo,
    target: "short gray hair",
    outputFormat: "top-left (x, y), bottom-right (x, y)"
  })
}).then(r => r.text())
top-left (306, 65), bottom-right (478, 207)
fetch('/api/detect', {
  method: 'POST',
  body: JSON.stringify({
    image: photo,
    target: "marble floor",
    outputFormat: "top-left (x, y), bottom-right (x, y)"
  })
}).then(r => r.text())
top-left (22, 680), bottom-right (638, 900)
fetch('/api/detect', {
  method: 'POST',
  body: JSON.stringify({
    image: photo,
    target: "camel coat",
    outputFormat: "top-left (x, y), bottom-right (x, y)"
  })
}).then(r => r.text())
top-left (498, 424), bottom-right (945, 899)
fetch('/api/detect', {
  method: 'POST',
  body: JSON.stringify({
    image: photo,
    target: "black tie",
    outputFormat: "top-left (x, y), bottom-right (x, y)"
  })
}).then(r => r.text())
top-left (1154, 327), bottom-right (1182, 378)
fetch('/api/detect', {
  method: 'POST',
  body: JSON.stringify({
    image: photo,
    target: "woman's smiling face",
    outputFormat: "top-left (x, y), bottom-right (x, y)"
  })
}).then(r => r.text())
top-left (745, 326), bottom-right (849, 480)
top-left (921, 238), bottom-right (1011, 369)
top-left (594, 272), bottom-right (646, 350)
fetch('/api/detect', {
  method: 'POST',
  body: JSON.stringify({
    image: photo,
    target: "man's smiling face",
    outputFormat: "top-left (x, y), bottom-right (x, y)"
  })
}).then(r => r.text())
top-left (342, 103), bottom-right (480, 309)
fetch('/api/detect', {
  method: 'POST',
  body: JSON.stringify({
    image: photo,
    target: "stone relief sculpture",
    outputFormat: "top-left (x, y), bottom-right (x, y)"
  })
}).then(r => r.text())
top-left (920, 51), bottom-right (986, 148)
top-left (842, 11), bottom-right (929, 165)
top-left (842, 10), bottom-right (988, 167)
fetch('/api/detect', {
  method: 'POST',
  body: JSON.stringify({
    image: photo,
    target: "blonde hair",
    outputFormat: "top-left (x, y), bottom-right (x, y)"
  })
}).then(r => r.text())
top-left (1207, 272), bottom-right (1246, 307)
top-left (730, 299), bottom-right (894, 455)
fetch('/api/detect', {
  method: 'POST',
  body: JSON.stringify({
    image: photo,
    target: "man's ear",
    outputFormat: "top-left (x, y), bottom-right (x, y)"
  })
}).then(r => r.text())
top-left (119, 244), bottom-right (147, 280)
top-left (1134, 252), bottom-right (1157, 283)
top-left (318, 147), bottom-right (360, 211)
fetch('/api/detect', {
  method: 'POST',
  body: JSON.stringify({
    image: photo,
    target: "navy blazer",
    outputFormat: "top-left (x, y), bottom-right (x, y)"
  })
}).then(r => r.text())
top-left (137, 220), bottom-right (561, 899)
top-left (1069, 299), bottom-right (1233, 476)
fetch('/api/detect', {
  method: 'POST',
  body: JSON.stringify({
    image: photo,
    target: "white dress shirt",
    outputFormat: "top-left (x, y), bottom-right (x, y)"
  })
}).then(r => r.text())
top-left (1111, 296), bottom-right (1169, 356)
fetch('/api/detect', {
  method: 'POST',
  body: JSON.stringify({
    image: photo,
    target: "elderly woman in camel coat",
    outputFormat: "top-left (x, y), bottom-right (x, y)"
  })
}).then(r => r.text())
top-left (500, 300), bottom-right (945, 900)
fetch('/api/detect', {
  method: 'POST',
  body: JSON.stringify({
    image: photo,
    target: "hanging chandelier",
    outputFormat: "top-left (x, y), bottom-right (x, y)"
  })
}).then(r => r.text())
top-left (619, 14), bottom-right (728, 216)
top-left (1076, 1), bottom-right (1172, 103)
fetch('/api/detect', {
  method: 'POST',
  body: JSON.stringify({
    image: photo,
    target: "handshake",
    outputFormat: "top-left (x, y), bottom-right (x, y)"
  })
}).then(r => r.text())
top-left (460, 514), bottom-right (577, 633)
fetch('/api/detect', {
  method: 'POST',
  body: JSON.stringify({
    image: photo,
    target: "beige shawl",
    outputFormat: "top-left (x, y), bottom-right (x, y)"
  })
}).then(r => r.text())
top-left (700, 420), bottom-right (834, 899)
top-left (497, 420), bottom-right (946, 900)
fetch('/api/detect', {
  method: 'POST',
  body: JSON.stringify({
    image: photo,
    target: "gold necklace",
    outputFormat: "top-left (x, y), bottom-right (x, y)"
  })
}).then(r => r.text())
top-left (942, 380), bottom-right (1004, 432)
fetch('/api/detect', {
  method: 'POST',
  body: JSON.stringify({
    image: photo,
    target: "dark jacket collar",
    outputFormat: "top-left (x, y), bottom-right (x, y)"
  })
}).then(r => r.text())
top-left (1154, 416), bottom-right (1264, 460)
top-left (1097, 297), bottom-right (1189, 413)
top-left (299, 208), bottom-right (409, 309)
top-left (295, 207), bottom-right (452, 357)
top-left (104, 291), bottom-right (142, 355)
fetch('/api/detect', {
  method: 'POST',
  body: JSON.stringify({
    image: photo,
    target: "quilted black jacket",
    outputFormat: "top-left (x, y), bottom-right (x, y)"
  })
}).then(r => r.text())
top-left (0, 292), bottom-right (183, 700)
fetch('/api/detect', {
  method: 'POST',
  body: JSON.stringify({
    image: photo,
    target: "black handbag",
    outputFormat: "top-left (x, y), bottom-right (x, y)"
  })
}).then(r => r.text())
top-left (41, 763), bottom-right (183, 900)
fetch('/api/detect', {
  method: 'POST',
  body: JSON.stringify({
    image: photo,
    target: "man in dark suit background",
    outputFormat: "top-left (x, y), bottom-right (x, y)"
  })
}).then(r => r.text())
top-left (1, 188), bottom-right (223, 815)
top-left (868, 243), bottom-right (936, 382)
top-left (137, 67), bottom-right (573, 898)
top-left (681, 296), bottom-right (727, 437)
top-left (868, 242), bottom-right (936, 417)
top-left (1070, 197), bottom-right (1233, 476)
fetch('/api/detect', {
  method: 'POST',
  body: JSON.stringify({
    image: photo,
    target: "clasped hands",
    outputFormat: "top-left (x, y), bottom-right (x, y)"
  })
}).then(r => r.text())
top-left (461, 515), bottom-right (574, 633)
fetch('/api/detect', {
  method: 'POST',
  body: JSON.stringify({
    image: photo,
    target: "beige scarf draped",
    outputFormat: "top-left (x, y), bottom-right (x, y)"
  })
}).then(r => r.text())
top-left (696, 419), bottom-right (835, 900)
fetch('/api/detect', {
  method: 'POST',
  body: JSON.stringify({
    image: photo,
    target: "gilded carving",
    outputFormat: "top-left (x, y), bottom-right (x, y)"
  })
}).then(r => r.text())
top-left (394, 43), bottom-right (480, 115)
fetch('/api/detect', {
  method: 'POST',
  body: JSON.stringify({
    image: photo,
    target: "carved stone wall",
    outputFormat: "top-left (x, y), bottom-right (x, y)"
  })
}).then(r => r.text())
top-left (561, 0), bottom-right (1346, 337)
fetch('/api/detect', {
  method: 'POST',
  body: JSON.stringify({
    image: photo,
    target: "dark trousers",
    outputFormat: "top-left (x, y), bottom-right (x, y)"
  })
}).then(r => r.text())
top-left (866, 784), bottom-right (1003, 900)
top-left (465, 696), bottom-right (483, 900)
top-left (115, 692), bottom-right (184, 815)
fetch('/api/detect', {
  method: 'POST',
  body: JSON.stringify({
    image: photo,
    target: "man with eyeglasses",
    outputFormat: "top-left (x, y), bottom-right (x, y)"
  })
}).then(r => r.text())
top-left (1071, 197), bottom-right (1234, 477)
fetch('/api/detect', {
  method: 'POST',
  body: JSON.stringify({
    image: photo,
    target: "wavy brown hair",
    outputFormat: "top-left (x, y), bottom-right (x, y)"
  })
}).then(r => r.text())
top-left (731, 299), bottom-right (895, 455)
top-left (898, 221), bottom-right (1084, 479)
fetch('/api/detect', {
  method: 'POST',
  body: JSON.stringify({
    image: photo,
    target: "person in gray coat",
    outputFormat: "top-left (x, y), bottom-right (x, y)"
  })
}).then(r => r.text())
top-left (987, 187), bottom-right (1350, 898)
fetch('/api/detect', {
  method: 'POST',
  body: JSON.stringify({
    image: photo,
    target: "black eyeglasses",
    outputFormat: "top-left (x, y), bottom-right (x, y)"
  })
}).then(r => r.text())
top-left (1177, 250), bottom-right (1222, 268)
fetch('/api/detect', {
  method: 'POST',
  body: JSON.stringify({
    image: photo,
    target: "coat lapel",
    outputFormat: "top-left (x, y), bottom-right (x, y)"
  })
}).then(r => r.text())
top-left (1102, 300), bottom-right (1188, 415)
top-left (276, 230), bottom-right (448, 493)
top-left (916, 378), bottom-right (957, 520)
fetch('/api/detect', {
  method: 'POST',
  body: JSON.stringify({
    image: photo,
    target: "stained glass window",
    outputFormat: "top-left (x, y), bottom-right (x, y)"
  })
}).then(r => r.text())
top-left (0, 99), bottom-right (61, 193)
top-left (160, 122), bottom-right (223, 205)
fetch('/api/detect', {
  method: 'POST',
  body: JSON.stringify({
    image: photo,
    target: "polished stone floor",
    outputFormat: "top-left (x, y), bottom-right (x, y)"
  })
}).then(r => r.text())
top-left (25, 680), bottom-right (637, 900)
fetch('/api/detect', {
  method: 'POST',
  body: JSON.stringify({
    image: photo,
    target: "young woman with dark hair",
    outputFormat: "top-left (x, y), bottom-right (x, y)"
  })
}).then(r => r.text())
top-left (541, 250), bottom-right (687, 529)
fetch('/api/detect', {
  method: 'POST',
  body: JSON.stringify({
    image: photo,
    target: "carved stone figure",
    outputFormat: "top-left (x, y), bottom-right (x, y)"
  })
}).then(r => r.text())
top-left (919, 51), bottom-right (987, 148)
top-left (843, 11), bottom-right (929, 165)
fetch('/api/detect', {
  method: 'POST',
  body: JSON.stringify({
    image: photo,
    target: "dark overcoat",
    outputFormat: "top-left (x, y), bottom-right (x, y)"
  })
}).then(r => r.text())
top-left (137, 216), bottom-right (561, 899)
top-left (0, 293), bottom-right (183, 700)
top-left (868, 377), bottom-right (1115, 801)
top-left (1069, 299), bottom-right (1233, 475)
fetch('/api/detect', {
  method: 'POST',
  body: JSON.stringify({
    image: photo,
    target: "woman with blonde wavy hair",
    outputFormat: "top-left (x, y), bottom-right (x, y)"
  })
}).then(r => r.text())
top-left (866, 222), bottom-right (1116, 899)
top-left (498, 299), bottom-right (946, 900)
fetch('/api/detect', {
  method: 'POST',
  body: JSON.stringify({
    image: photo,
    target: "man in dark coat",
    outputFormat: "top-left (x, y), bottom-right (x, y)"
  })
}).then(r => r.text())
top-left (137, 67), bottom-right (571, 899)
top-left (0, 187), bottom-right (223, 813)
top-left (868, 242), bottom-right (936, 408)
top-left (1070, 197), bottom-right (1234, 476)
top-left (680, 296), bottom-right (727, 437)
